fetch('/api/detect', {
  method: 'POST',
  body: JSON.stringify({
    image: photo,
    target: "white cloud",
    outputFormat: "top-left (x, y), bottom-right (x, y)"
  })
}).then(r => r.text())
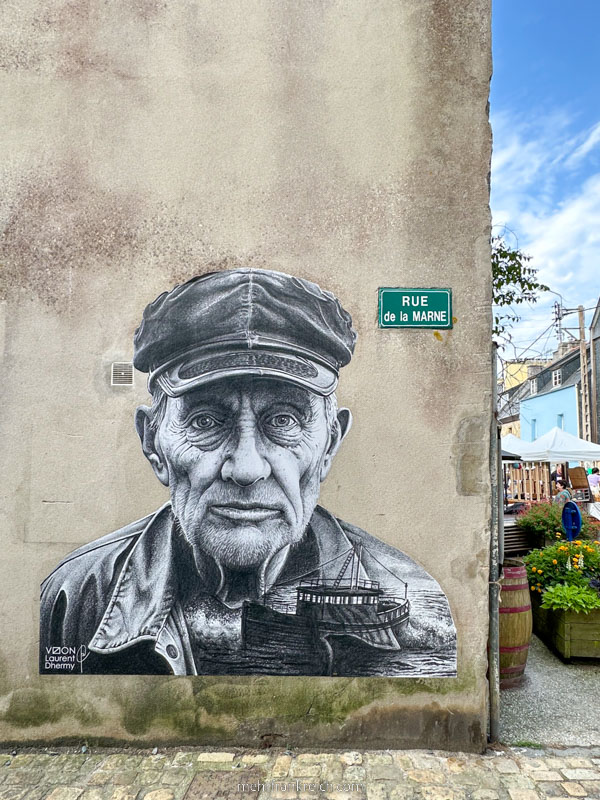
top-left (564, 121), bottom-right (600, 167)
top-left (522, 173), bottom-right (600, 291)
top-left (491, 110), bottom-right (600, 357)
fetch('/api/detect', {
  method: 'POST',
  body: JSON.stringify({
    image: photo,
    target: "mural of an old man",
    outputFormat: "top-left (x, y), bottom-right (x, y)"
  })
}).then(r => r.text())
top-left (40, 269), bottom-right (456, 676)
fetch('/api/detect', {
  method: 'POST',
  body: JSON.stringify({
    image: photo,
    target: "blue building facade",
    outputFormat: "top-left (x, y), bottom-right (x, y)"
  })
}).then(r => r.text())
top-left (520, 385), bottom-right (578, 442)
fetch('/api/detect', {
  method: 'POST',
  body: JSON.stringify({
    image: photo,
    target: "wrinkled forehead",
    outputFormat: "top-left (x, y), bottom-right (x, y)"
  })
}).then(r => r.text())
top-left (172, 376), bottom-right (322, 416)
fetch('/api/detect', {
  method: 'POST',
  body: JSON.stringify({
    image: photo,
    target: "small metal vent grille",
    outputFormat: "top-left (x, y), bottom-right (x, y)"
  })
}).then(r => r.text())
top-left (111, 362), bottom-right (134, 386)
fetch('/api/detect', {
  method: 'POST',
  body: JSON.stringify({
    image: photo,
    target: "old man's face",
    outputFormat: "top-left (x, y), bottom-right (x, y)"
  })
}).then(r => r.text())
top-left (137, 377), bottom-right (350, 573)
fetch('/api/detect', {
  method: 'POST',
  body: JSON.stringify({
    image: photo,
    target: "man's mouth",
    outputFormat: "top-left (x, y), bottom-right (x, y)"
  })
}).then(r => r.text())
top-left (209, 503), bottom-right (283, 522)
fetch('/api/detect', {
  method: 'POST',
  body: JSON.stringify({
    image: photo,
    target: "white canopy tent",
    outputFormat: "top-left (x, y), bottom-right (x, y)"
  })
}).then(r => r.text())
top-left (501, 429), bottom-right (600, 462)
top-left (500, 433), bottom-right (539, 460)
top-left (524, 427), bottom-right (600, 463)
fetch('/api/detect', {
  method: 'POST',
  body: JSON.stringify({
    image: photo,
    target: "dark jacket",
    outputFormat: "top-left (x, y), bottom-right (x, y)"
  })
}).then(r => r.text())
top-left (40, 503), bottom-right (453, 675)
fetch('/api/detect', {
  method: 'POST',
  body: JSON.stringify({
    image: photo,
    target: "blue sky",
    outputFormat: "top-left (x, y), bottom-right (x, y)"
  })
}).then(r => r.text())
top-left (491, 1), bottom-right (600, 360)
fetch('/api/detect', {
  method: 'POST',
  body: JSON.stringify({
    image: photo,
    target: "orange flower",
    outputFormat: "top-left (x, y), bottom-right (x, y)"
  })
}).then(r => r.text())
top-left (552, 559), bottom-right (558, 565)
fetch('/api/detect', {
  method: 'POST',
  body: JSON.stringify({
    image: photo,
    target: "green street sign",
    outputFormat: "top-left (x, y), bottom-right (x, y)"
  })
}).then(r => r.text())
top-left (378, 288), bottom-right (453, 329)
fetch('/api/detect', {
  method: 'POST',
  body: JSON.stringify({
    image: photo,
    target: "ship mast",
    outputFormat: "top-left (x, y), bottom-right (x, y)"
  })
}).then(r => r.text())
top-left (352, 542), bottom-right (363, 589)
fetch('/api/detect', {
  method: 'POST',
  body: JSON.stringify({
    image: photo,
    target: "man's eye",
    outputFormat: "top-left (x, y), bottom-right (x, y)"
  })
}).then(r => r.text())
top-left (190, 415), bottom-right (221, 430)
top-left (268, 414), bottom-right (297, 429)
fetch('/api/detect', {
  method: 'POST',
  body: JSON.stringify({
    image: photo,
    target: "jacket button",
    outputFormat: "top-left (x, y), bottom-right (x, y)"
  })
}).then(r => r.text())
top-left (166, 644), bottom-right (178, 659)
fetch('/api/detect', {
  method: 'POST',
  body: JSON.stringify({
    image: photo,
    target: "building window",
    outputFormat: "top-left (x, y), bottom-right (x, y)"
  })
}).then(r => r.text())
top-left (552, 369), bottom-right (562, 387)
top-left (531, 419), bottom-right (537, 440)
top-left (529, 378), bottom-right (538, 395)
top-left (557, 413), bottom-right (564, 430)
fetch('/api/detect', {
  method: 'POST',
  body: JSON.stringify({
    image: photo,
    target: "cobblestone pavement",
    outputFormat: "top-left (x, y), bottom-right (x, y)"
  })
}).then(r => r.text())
top-left (2, 747), bottom-right (600, 800)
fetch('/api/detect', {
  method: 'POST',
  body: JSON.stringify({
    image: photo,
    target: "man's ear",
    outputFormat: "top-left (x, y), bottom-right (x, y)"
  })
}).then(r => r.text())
top-left (135, 406), bottom-right (169, 486)
top-left (320, 407), bottom-right (353, 482)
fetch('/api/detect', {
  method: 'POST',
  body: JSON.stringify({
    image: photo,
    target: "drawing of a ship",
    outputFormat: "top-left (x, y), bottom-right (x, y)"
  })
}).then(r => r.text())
top-left (241, 543), bottom-right (410, 675)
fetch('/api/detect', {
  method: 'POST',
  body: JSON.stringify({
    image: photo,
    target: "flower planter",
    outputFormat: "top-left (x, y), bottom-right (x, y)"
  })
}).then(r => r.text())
top-left (531, 593), bottom-right (600, 661)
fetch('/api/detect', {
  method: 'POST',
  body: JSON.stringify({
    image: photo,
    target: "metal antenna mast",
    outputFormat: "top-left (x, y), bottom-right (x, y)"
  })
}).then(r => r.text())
top-left (578, 305), bottom-right (592, 442)
top-left (553, 301), bottom-right (564, 343)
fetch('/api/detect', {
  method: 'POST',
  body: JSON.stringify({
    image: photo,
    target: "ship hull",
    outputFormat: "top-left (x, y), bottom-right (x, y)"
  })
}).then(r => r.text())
top-left (241, 602), bottom-right (330, 675)
top-left (241, 600), bottom-right (410, 675)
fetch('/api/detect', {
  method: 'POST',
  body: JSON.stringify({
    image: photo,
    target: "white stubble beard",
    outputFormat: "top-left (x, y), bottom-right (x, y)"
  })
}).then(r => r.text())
top-left (172, 478), bottom-right (322, 573)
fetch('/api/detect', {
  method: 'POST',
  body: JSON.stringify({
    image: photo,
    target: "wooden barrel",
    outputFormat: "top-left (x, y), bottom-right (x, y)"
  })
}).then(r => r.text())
top-left (499, 561), bottom-right (533, 688)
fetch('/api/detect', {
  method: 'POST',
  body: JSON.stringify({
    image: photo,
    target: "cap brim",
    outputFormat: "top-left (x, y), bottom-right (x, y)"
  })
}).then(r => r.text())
top-left (153, 347), bottom-right (338, 397)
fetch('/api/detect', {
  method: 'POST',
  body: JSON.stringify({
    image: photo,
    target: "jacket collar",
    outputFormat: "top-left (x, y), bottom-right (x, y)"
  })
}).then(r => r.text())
top-left (90, 503), bottom-right (364, 653)
top-left (90, 503), bottom-right (176, 652)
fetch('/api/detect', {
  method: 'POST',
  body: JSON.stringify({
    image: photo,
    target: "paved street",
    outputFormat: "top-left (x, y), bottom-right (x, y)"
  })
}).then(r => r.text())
top-left (2, 747), bottom-right (600, 800)
top-left (500, 636), bottom-right (600, 747)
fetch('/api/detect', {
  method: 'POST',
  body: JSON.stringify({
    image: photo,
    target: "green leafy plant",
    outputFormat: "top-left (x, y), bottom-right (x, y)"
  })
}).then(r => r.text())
top-left (517, 501), bottom-right (600, 546)
top-left (524, 540), bottom-right (600, 596)
top-left (492, 235), bottom-right (549, 345)
top-left (540, 583), bottom-right (600, 613)
top-left (516, 502), bottom-right (563, 541)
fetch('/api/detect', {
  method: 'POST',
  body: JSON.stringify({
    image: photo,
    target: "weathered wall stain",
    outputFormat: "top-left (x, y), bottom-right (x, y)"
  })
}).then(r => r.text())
top-left (3, 688), bottom-right (100, 728)
top-left (0, 665), bottom-right (480, 736)
top-left (0, 0), bottom-right (168, 77)
top-left (453, 415), bottom-right (489, 496)
top-left (0, 161), bottom-right (144, 307)
top-left (0, 158), bottom-right (476, 309)
top-left (0, 653), bottom-right (9, 697)
top-left (0, 666), bottom-right (482, 749)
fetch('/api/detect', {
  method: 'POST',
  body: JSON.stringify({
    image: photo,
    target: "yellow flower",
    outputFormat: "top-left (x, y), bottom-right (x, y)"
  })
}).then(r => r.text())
top-left (537, 587), bottom-right (542, 593)
top-left (575, 540), bottom-right (582, 545)
top-left (552, 559), bottom-right (558, 565)
top-left (531, 567), bottom-right (537, 573)
top-left (538, 570), bottom-right (543, 575)
top-left (530, 585), bottom-right (535, 590)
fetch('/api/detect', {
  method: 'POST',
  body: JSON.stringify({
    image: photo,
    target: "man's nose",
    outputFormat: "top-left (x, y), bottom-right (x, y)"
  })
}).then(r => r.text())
top-left (220, 426), bottom-right (271, 487)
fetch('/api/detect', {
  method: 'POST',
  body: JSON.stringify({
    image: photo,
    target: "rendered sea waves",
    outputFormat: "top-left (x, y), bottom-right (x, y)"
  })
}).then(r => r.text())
top-left (332, 589), bottom-right (456, 677)
top-left (193, 588), bottom-right (456, 677)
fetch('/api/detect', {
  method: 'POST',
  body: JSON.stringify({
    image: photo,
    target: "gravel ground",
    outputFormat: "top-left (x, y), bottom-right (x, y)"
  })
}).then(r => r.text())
top-left (500, 634), bottom-right (600, 747)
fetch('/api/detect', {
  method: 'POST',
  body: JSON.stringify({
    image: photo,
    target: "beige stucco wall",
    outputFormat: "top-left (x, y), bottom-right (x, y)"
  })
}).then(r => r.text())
top-left (0, 0), bottom-right (492, 750)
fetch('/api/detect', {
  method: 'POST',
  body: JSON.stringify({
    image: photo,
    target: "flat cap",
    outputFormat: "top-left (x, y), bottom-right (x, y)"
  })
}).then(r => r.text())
top-left (134, 269), bottom-right (356, 397)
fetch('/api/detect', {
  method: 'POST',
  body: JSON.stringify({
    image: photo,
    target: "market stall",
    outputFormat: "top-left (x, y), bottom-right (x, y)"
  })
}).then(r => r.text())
top-left (501, 427), bottom-right (600, 506)
top-left (501, 435), bottom-right (551, 503)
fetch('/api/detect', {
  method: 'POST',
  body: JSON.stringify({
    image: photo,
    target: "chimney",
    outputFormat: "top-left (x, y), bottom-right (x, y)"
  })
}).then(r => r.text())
top-left (526, 364), bottom-right (544, 379)
top-left (552, 341), bottom-right (579, 361)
